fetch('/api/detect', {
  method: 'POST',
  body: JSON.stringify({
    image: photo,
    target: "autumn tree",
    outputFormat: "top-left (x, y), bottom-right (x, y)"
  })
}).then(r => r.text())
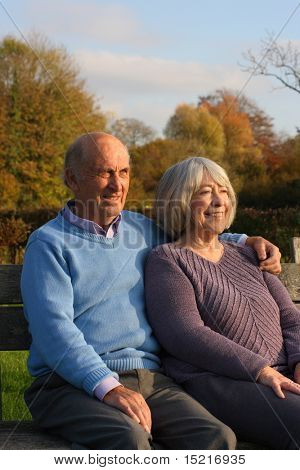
top-left (199, 90), bottom-right (284, 169)
top-left (199, 90), bottom-right (299, 207)
top-left (199, 92), bottom-right (256, 157)
top-left (236, 94), bottom-right (283, 170)
top-left (0, 34), bottom-right (106, 210)
top-left (198, 90), bottom-right (270, 192)
top-left (109, 118), bottom-right (156, 147)
top-left (128, 138), bottom-right (209, 204)
top-left (130, 89), bottom-right (298, 209)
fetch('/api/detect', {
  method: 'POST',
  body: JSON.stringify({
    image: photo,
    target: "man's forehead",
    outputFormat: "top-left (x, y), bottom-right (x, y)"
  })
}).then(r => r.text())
top-left (93, 161), bottom-right (130, 171)
top-left (87, 139), bottom-right (130, 166)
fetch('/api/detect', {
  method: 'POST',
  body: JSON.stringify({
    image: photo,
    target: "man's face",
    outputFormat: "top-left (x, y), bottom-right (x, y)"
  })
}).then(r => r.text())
top-left (74, 137), bottom-right (130, 226)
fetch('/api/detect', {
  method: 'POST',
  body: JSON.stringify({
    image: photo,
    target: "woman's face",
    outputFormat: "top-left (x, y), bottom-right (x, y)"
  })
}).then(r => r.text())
top-left (190, 173), bottom-right (231, 236)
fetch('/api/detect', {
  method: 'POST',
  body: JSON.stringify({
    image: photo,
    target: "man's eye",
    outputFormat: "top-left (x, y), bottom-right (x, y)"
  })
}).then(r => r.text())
top-left (120, 169), bottom-right (129, 176)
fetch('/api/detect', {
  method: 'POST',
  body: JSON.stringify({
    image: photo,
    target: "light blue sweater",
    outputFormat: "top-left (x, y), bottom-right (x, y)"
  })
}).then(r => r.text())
top-left (21, 210), bottom-right (164, 395)
top-left (21, 209), bottom-right (246, 396)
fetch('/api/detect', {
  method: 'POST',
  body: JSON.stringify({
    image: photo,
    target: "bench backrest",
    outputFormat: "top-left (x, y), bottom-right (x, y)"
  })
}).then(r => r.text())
top-left (0, 262), bottom-right (300, 352)
top-left (0, 265), bottom-right (30, 351)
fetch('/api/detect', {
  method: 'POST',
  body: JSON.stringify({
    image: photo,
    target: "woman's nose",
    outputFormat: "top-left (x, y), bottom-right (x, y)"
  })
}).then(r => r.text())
top-left (212, 192), bottom-right (223, 205)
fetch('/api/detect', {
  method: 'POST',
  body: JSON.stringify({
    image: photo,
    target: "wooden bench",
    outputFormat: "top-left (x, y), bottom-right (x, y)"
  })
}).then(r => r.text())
top-left (0, 265), bottom-right (70, 450)
top-left (0, 262), bottom-right (299, 450)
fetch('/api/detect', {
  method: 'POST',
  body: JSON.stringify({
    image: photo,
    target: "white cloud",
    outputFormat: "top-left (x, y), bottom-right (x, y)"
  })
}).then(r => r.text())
top-left (74, 49), bottom-right (273, 134)
top-left (76, 49), bottom-right (268, 95)
top-left (27, 0), bottom-right (158, 46)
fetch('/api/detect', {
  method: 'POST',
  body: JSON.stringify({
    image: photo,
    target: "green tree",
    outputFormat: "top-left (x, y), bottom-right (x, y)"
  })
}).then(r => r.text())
top-left (0, 34), bottom-right (106, 210)
top-left (164, 103), bottom-right (225, 159)
top-left (109, 118), bottom-right (156, 147)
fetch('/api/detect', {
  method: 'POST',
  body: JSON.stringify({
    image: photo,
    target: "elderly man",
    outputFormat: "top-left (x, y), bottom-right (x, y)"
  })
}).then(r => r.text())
top-left (21, 132), bottom-right (281, 450)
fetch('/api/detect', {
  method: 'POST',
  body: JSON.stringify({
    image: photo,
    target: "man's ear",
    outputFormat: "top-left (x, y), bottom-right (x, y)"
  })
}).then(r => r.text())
top-left (64, 168), bottom-right (80, 193)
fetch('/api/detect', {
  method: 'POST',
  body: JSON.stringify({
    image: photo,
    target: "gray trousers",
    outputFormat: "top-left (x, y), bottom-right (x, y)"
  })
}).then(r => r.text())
top-left (24, 369), bottom-right (236, 450)
top-left (184, 373), bottom-right (300, 450)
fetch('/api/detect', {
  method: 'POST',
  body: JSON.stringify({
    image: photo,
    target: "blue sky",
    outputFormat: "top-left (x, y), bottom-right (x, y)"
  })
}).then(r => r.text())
top-left (0, 0), bottom-right (299, 136)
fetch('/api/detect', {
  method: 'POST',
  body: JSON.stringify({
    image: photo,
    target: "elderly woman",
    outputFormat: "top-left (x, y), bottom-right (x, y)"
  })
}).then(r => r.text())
top-left (145, 156), bottom-right (300, 450)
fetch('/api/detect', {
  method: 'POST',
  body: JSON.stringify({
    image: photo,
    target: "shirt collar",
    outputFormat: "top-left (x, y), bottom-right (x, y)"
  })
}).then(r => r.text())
top-left (62, 200), bottom-right (121, 238)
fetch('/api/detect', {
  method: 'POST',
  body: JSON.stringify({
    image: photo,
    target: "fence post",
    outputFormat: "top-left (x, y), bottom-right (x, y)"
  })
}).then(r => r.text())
top-left (291, 237), bottom-right (300, 264)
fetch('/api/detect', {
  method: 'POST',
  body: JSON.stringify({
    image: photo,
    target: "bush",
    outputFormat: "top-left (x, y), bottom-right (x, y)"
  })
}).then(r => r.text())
top-left (0, 207), bottom-right (299, 263)
top-left (0, 209), bottom-right (57, 263)
top-left (0, 216), bottom-right (31, 263)
top-left (229, 207), bottom-right (300, 261)
top-left (238, 179), bottom-right (300, 208)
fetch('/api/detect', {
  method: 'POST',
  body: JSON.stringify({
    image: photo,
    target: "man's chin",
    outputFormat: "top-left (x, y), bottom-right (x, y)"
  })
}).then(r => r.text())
top-left (99, 202), bottom-right (123, 217)
top-left (102, 197), bottom-right (124, 207)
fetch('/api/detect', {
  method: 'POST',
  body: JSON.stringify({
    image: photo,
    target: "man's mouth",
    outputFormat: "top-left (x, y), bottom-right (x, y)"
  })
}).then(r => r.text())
top-left (103, 195), bottom-right (121, 201)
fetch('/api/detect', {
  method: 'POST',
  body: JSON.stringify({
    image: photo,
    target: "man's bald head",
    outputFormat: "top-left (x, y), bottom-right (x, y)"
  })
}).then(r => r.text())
top-left (63, 131), bottom-right (131, 226)
top-left (63, 132), bottom-right (129, 187)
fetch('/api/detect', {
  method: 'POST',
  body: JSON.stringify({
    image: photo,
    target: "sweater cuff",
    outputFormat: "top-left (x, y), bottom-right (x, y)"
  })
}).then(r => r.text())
top-left (82, 368), bottom-right (119, 395)
top-left (219, 233), bottom-right (248, 245)
top-left (236, 234), bottom-right (248, 245)
top-left (253, 359), bottom-right (270, 382)
top-left (94, 377), bottom-right (122, 401)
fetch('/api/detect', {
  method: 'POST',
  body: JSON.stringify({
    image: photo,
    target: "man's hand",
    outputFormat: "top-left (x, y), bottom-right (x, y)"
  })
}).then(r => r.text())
top-left (294, 363), bottom-right (300, 385)
top-left (257, 366), bottom-right (300, 398)
top-left (103, 385), bottom-right (152, 434)
top-left (245, 236), bottom-right (281, 274)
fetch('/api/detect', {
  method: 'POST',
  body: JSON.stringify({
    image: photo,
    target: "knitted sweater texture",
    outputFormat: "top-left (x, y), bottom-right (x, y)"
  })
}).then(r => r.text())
top-left (21, 210), bottom-right (162, 395)
top-left (145, 242), bottom-right (300, 383)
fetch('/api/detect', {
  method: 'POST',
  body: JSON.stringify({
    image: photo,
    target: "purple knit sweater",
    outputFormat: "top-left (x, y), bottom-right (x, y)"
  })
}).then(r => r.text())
top-left (145, 242), bottom-right (300, 384)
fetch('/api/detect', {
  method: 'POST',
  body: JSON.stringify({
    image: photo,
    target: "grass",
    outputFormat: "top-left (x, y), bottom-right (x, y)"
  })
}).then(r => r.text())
top-left (0, 351), bottom-right (32, 421)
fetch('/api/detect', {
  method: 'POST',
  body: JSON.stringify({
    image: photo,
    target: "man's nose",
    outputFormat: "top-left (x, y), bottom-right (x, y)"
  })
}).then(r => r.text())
top-left (109, 173), bottom-right (122, 191)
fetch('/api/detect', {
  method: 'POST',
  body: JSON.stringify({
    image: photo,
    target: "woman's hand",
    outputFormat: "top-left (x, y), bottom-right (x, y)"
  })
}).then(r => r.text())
top-left (257, 366), bottom-right (300, 398)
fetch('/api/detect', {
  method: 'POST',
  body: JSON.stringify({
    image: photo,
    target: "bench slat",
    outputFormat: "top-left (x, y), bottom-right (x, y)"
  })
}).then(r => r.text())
top-left (0, 421), bottom-right (70, 449)
top-left (0, 307), bottom-right (31, 350)
top-left (0, 265), bottom-right (23, 304)
top-left (0, 264), bottom-right (299, 303)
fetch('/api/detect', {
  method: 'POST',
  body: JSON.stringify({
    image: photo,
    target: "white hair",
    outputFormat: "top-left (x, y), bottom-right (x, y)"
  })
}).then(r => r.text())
top-left (155, 156), bottom-right (237, 240)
